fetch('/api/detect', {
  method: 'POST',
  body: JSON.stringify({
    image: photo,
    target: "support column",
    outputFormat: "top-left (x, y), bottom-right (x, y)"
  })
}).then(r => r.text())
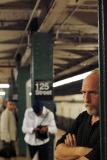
top-left (31, 32), bottom-right (54, 160)
top-left (8, 69), bottom-right (17, 100)
top-left (16, 55), bottom-right (30, 155)
top-left (98, 0), bottom-right (107, 160)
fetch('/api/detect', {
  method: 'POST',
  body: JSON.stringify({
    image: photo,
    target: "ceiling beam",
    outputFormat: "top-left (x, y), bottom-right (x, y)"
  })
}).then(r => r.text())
top-left (21, 46), bottom-right (31, 66)
top-left (0, 0), bottom-right (19, 3)
top-left (53, 65), bottom-right (62, 69)
top-left (53, 58), bottom-right (69, 64)
top-left (0, 9), bottom-right (32, 21)
top-left (0, 20), bottom-right (28, 30)
top-left (55, 55), bottom-right (98, 79)
top-left (54, 43), bottom-right (98, 51)
top-left (54, 50), bottom-right (82, 59)
top-left (0, 44), bottom-right (26, 52)
top-left (15, 0), bottom-right (41, 58)
top-left (38, 0), bottom-right (69, 32)
top-left (54, 24), bottom-right (98, 34)
top-left (0, 30), bottom-right (24, 41)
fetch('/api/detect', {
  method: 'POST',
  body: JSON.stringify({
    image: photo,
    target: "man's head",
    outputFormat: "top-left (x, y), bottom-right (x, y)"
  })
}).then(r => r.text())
top-left (81, 69), bottom-right (99, 116)
top-left (6, 100), bottom-right (16, 111)
top-left (32, 99), bottom-right (43, 116)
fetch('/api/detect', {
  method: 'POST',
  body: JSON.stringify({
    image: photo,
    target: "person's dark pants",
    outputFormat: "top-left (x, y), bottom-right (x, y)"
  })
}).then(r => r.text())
top-left (28, 142), bottom-right (50, 160)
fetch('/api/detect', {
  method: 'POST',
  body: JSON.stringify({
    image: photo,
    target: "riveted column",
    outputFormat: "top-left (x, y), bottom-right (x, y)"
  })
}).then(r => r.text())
top-left (98, 0), bottom-right (107, 160)
top-left (31, 32), bottom-right (54, 160)
top-left (8, 69), bottom-right (17, 100)
top-left (16, 54), bottom-right (30, 156)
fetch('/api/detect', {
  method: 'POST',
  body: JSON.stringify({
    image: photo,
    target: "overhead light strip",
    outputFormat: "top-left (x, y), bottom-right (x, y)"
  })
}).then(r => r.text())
top-left (0, 84), bottom-right (10, 88)
top-left (53, 71), bottom-right (91, 88)
top-left (0, 91), bottom-right (5, 96)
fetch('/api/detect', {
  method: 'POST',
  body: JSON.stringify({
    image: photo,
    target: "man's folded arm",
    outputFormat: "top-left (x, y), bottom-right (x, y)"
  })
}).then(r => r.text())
top-left (55, 143), bottom-right (92, 160)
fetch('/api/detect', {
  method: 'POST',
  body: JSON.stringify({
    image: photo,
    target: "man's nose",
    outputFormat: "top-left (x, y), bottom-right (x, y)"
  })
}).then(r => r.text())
top-left (84, 93), bottom-right (91, 103)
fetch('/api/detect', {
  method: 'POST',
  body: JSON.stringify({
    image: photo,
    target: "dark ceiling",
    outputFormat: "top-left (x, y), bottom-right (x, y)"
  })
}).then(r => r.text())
top-left (0, 0), bottom-right (98, 95)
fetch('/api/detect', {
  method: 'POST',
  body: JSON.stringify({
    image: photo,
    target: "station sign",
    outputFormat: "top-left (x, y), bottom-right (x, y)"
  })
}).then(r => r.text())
top-left (34, 80), bottom-right (53, 100)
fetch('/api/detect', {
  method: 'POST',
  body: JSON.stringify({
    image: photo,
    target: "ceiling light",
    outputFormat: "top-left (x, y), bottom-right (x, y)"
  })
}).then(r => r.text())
top-left (0, 84), bottom-right (10, 88)
top-left (0, 91), bottom-right (5, 96)
top-left (29, 92), bottom-right (32, 96)
top-left (53, 71), bottom-right (91, 88)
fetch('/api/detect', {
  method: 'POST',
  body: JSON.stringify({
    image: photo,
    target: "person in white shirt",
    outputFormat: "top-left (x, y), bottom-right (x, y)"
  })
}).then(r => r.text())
top-left (22, 99), bottom-right (57, 160)
top-left (0, 100), bottom-right (17, 158)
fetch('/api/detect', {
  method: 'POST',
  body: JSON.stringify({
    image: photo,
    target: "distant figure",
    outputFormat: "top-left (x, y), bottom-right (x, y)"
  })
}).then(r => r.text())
top-left (22, 99), bottom-right (57, 160)
top-left (55, 70), bottom-right (100, 160)
top-left (0, 100), bottom-right (17, 158)
top-left (0, 98), bottom-right (6, 150)
top-left (0, 98), bottom-right (6, 114)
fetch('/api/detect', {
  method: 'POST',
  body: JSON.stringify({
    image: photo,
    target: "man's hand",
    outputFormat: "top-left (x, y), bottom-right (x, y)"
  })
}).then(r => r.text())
top-left (55, 143), bottom-right (79, 160)
top-left (33, 126), bottom-right (48, 133)
top-left (33, 127), bottom-right (40, 133)
top-left (65, 133), bottom-right (77, 146)
top-left (39, 126), bottom-right (48, 133)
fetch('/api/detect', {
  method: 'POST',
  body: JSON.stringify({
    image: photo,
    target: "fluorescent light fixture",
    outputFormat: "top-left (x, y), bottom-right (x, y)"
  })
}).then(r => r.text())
top-left (0, 84), bottom-right (10, 88)
top-left (0, 91), bottom-right (5, 96)
top-left (53, 71), bottom-right (91, 88)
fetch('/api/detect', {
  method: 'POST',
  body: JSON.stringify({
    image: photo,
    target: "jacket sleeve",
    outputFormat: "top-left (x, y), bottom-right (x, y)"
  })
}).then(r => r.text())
top-left (22, 109), bottom-right (34, 134)
top-left (85, 140), bottom-right (100, 160)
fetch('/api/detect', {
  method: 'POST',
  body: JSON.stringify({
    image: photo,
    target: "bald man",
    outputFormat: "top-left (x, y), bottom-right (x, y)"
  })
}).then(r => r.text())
top-left (55, 70), bottom-right (100, 160)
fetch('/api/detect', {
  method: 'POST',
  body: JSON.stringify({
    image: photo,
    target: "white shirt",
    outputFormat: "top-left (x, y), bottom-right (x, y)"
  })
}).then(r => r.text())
top-left (0, 108), bottom-right (17, 142)
top-left (22, 106), bottom-right (57, 146)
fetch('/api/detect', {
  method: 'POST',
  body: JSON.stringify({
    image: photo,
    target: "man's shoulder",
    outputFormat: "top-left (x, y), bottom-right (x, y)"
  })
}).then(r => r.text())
top-left (80, 111), bottom-right (88, 116)
top-left (78, 111), bottom-right (89, 120)
top-left (25, 107), bottom-right (33, 114)
top-left (43, 107), bottom-right (54, 116)
top-left (1, 108), bottom-right (7, 116)
top-left (24, 108), bottom-right (36, 119)
top-left (44, 106), bottom-right (51, 112)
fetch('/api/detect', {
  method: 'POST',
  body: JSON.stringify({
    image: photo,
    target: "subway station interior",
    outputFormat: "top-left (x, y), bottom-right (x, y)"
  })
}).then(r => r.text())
top-left (0, 0), bottom-right (106, 160)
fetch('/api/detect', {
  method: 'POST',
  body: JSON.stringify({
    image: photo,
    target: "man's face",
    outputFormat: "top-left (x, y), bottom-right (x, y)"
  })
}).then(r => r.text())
top-left (36, 110), bottom-right (43, 116)
top-left (81, 73), bottom-right (99, 116)
top-left (7, 101), bottom-right (15, 110)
